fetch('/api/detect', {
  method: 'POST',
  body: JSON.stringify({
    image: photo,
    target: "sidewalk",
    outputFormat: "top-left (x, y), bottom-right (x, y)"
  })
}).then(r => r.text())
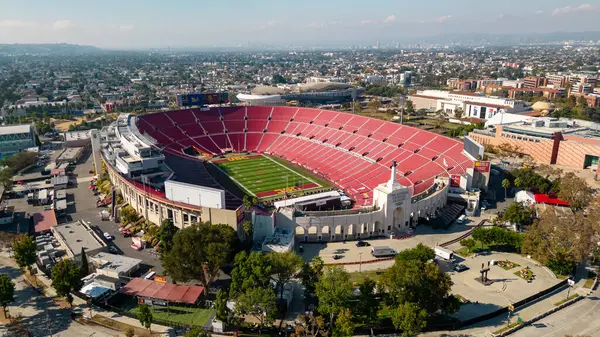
top-left (1, 250), bottom-right (172, 336)
top-left (422, 270), bottom-right (592, 337)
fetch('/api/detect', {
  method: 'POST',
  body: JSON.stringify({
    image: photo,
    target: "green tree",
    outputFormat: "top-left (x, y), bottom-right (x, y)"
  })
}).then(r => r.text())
top-left (460, 238), bottom-right (476, 253)
top-left (162, 223), bottom-right (238, 294)
top-left (0, 168), bottom-right (13, 190)
top-left (229, 251), bottom-right (272, 298)
top-left (557, 172), bottom-right (593, 210)
top-left (124, 327), bottom-right (135, 337)
top-left (315, 266), bottom-right (353, 331)
top-left (157, 219), bottom-right (178, 255)
top-left (300, 256), bottom-right (324, 297)
top-left (294, 313), bottom-right (326, 337)
top-left (80, 247), bottom-right (89, 277)
top-left (332, 308), bottom-right (354, 337)
top-left (502, 178), bottom-right (511, 199)
top-left (234, 287), bottom-right (277, 336)
top-left (353, 101), bottom-right (362, 114)
top-left (367, 98), bottom-right (382, 111)
top-left (391, 302), bottom-right (428, 337)
top-left (242, 220), bottom-right (253, 241)
top-left (269, 251), bottom-right (302, 299)
top-left (453, 107), bottom-right (465, 120)
top-left (13, 235), bottom-right (36, 272)
top-left (214, 289), bottom-right (229, 322)
top-left (395, 243), bottom-right (435, 263)
top-left (242, 195), bottom-right (252, 210)
top-left (184, 327), bottom-right (211, 337)
top-left (0, 275), bottom-right (15, 318)
top-left (354, 277), bottom-right (379, 324)
top-left (137, 304), bottom-right (153, 331)
top-left (522, 209), bottom-right (594, 276)
top-left (404, 100), bottom-right (414, 113)
top-left (382, 245), bottom-right (457, 316)
top-left (501, 202), bottom-right (535, 229)
top-left (51, 259), bottom-right (83, 307)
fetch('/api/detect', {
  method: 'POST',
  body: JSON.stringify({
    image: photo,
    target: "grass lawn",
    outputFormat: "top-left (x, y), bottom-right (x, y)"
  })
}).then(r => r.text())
top-left (514, 268), bottom-right (534, 281)
top-left (130, 304), bottom-right (213, 327)
top-left (349, 269), bottom-right (387, 284)
top-left (456, 241), bottom-right (489, 257)
top-left (111, 293), bottom-right (213, 328)
top-left (554, 294), bottom-right (580, 306)
top-left (213, 154), bottom-right (329, 199)
top-left (584, 271), bottom-right (597, 289)
top-left (92, 315), bottom-right (153, 337)
top-left (493, 322), bottom-right (522, 335)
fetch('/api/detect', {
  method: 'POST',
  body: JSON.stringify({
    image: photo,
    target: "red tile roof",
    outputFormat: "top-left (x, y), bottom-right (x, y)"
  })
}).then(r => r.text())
top-left (120, 278), bottom-right (204, 304)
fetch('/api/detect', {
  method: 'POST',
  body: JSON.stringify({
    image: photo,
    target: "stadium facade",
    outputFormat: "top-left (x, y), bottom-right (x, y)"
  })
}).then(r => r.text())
top-left (0, 124), bottom-right (37, 158)
top-left (95, 107), bottom-right (487, 242)
top-left (237, 82), bottom-right (364, 106)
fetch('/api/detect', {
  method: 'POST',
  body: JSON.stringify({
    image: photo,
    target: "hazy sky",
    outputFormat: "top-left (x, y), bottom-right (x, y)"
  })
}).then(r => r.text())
top-left (0, 0), bottom-right (599, 48)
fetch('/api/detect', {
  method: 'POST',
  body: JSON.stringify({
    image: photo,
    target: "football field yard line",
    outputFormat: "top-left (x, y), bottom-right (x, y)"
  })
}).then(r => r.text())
top-left (208, 162), bottom-right (257, 197)
top-left (262, 155), bottom-right (321, 187)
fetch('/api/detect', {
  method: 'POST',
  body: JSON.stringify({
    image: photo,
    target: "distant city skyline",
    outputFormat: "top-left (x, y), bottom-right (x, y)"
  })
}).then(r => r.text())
top-left (0, 0), bottom-right (599, 49)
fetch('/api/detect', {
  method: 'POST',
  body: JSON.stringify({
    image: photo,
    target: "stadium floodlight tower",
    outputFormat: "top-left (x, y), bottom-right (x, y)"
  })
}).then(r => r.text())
top-left (372, 161), bottom-right (413, 234)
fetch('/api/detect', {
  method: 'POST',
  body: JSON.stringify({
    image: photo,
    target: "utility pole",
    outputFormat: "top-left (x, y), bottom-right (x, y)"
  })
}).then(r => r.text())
top-left (399, 94), bottom-right (406, 124)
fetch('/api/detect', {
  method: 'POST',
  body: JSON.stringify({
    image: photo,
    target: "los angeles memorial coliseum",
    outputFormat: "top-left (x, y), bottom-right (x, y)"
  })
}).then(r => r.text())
top-left (96, 105), bottom-right (489, 245)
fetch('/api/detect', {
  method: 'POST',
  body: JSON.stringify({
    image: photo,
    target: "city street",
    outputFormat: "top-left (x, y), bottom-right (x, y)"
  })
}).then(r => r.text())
top-left (511, 286), bottom-right (600, 337)
top-left (0, 251), bottom-right (119, 337)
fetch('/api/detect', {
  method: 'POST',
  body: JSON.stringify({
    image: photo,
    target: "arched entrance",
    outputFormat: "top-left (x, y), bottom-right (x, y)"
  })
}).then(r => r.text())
top-left (308, 226), bottom-right (318, 242)
top-left (295, 227), bottom-right (307, 242)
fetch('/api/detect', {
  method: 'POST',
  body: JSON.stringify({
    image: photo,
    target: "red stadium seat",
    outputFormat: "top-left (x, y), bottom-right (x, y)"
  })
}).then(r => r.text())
top-left (137, 107), bottom-right (474, 206)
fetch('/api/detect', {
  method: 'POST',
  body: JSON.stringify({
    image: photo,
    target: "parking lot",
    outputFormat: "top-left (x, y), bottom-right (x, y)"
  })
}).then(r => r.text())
top-left (5, 153), bottom-right (164, 276)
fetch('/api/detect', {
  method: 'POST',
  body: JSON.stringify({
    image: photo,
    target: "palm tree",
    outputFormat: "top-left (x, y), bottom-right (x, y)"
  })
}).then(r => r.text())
top-left (514, 177), bottom-right (522, 189)
top-left (502, 179), bottom-right (511, 199)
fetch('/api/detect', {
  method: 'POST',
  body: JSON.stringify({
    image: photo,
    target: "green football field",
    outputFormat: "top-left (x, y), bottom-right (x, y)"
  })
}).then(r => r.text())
top-left (212, 154), bottom-right (327, 199)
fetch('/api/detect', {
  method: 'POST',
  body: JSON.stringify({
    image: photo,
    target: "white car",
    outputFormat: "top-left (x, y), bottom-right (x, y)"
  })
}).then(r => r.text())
top-left (103, 232), bottom-right (113, 240)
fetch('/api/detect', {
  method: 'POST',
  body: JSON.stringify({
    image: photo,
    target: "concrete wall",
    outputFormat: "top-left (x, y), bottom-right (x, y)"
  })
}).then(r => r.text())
top-left (104, 156), bottom-right (241, 237)
top-left (468, 128), bottom-right (557, 164)
top-left (469, 128), bottom-right (600, 169)
top-left (556, 135), bottom-right (600, 168)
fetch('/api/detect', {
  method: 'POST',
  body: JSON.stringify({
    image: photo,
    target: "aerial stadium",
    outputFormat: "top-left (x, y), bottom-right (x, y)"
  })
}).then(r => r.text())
top-left (97, 103), bottom-right (488, 243)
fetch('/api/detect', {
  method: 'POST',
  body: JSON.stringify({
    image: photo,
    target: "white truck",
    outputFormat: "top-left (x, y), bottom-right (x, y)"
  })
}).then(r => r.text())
top-left (435, 246), bottom-right (455, 261)
top-left (371, 246), bottom-right (397, 258)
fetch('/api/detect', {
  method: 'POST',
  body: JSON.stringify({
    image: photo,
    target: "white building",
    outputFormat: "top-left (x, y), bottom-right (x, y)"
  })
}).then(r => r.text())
top-left (409, 90), bottom-right (530, 120)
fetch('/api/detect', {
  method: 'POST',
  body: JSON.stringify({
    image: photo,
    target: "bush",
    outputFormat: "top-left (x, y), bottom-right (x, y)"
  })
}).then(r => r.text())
top-left (125, 327), bottom-right (135, 337)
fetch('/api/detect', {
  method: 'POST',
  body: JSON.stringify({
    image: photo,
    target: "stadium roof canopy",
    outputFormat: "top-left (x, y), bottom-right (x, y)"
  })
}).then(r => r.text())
top-left (251, 86), bottom-right (287, 96)
top-left (0, 124), bottom-right (32, 135)
top-left (299, 82), bottom-right (352, 92)
top-left (120, 278), bottom-right (204, 304)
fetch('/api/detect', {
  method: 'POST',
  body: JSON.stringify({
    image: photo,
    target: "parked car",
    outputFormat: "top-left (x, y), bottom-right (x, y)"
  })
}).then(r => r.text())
top-left (103, 232), bottom-right (113, 240)
top-left (108, 246), bottom-right (119, 254)
top-left (454, 264), bottom-right (469, 272)
top-left (356, 240), bottom-right (370, 247)
top-left (333, 254), bottom-right (343, 260)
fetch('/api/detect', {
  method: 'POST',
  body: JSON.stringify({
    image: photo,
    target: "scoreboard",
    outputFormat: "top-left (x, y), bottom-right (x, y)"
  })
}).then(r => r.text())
top-left (177, 92), bottom-right (229, 107)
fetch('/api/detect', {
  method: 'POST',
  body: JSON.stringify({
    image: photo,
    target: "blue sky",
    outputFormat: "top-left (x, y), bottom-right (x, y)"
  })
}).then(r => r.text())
top-left (0, 0), bottom-right (598, 48)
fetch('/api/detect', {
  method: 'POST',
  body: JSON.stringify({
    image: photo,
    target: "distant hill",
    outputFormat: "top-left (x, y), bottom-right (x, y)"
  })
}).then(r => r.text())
top-left (0, 43), bottom-right (102, 55)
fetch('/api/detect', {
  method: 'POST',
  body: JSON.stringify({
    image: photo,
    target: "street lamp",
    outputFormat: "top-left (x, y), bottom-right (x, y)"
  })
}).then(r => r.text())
top-left (359, 252), bottom-right (363, 273)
